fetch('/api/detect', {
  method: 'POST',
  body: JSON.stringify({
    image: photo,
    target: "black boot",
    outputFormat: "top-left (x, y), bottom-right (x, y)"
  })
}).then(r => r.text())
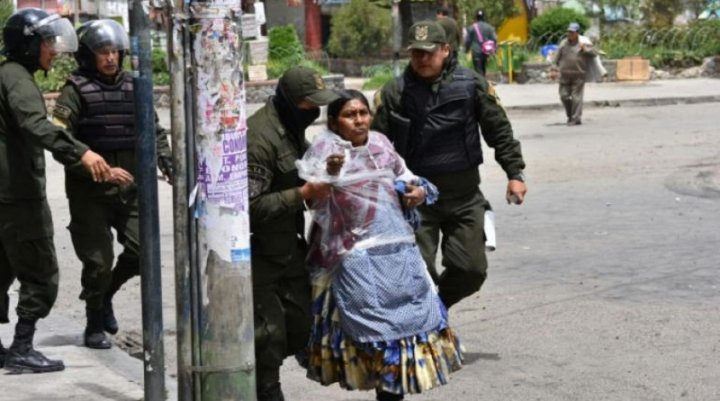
top-left (376, 390), bottom-right (404, 401)
top-left (257, 382), bottom-right (285, 401)
top-left (84, 308), bottom-right (112, 349)
top-left (103, 298), bottom-right (119, 335)
top-left (5, 319), bottom-right (64, 374)
top-left (0, 339), bottom-right (6, 369)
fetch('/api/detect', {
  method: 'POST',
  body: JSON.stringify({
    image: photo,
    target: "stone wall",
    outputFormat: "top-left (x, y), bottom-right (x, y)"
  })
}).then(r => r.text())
top-left (518, 60), bottom-right (618, 84)
top-left (517, 56), bottom-right (719, 83)
top-left (44, 74), bottom-right (345, 111)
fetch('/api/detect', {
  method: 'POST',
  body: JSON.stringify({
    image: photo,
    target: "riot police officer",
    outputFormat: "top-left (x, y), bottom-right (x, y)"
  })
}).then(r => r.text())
top-left (0, 8), bottom-right (112, 373)
top-left (51, 19), bottom-right (172, 349)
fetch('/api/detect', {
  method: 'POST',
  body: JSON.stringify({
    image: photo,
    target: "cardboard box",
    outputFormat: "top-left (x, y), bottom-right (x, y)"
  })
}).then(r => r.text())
top-left (247, 64), bottom-right (268, 82)
top-left (616, 57), bottom-right (650, 81)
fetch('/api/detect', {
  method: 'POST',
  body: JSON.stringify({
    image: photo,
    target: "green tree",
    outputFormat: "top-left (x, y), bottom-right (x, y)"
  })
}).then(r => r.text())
top-left (0, 1), bottom-right (14, 57)
top-left (456, 0), bottom-right (518, 29)
top-left (529, 7), bottom-right (590, 44)
top-left (328, 0), bottom-right (392, 58)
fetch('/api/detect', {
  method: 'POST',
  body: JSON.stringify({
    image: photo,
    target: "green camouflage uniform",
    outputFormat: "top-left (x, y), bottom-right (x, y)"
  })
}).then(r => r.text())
top-left (0, 61), bottom-right (90, 323)
top-left (372, 55), bottom-right (525, 309)
top-left (51, 71), bottom-right (171, 311)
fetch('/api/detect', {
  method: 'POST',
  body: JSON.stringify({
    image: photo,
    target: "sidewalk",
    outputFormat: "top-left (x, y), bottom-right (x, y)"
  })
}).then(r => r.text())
top-left (1, 77), bottom-right (718, 401)
top-left (247, 77), bottom-right (720, 123)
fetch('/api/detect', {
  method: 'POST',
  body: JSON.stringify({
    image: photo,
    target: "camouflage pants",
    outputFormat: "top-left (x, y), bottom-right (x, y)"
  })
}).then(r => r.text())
top-left (252, 245), bottom-right (311, 392)
top-left (416, 188), bottom-right (489, 309)
top-left (68, 195), bottom-right (139, 311)
top-left (0, 201), bottom-right (59, 323)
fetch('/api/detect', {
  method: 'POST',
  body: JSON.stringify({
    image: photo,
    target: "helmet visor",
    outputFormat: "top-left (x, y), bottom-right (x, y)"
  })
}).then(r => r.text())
top-left (35, 15), bottom-right (78, 53)
top-left (79, 20), bottom-right (130, 53)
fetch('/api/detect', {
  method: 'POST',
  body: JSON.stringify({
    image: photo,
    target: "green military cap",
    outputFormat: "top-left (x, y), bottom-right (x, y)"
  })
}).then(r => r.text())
top-left (279, 66), bottom-right (340, 106)
top-left (407, 20), bottom-right (447, 52)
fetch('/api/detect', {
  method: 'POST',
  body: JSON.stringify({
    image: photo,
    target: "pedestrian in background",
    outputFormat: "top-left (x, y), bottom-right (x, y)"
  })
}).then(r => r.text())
top-left (0, 8), bottom-right (111, 374)
top-left (246, 66), bottom-right (339, 401)
top-left (298, 90), bottom-right (463, 401)
top-left (550, 22), bottom-right (601, 126)
top-left (51, 19), bottom-right (173, 350)
top-left (436, 6), bottom-right (461, 59)
top-left (372, 21), bottom-right (527, 311)
top-left (464, 9), bottom-right (497, 76)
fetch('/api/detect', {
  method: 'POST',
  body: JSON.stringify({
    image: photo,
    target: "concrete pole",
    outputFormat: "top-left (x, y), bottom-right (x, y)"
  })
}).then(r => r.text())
top-left (392, 0), bottom-right (402, 77)
top-left (187, 1), bottom-right (255, 400)
top-left (128, 0), bottom-right (166, 399)
top-left (167, 0), bottom-right (193, 400)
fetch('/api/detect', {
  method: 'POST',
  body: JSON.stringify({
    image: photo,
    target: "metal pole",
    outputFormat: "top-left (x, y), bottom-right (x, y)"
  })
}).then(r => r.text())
top-left (129, 1), bottom-right (166, 399)
top-left (188, 1), bottom-right (255, 400)
top-left (168, 0), bottom-right (192, 400)
top-left (392, 0), bottom-right (402, 77)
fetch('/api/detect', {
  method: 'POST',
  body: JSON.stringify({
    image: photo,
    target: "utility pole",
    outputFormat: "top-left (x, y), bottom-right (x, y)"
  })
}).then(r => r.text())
top-left (171, 1), bottom-right (255, 399)
top-left (392, 0), bottom-right (402, 77)
top-left (168, 0), bottom-right (192, 400)
top-left (129, 0), bottom-right (166, 400)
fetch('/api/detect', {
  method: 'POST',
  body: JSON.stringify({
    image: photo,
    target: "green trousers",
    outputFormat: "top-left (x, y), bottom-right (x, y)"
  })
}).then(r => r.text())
top-left (252, 243), bottom-right (311, 392)
top-left (0, 201), bottom-right (59, 323)
top-left (416, 188), bottom-right (488, 309)
top-left (68, 194), bottom-right (139, 310)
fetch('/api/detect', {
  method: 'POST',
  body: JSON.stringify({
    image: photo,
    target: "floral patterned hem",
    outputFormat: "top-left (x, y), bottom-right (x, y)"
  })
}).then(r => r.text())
top-left (305, 272), bottom-right (464, 395)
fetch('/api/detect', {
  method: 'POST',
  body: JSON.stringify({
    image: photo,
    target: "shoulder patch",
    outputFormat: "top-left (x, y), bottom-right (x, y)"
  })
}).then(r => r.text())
top-left (247, 163), bottom-right (273, 199)
top-left (373, 90), bottom-right (383, 112)
top-left (486, 82), bottom-right (505, 110)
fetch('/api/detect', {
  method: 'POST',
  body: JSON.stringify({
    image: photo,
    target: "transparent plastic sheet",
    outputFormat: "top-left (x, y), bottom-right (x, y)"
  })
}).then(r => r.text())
top-left (297, 130), bottom-right (419, 270)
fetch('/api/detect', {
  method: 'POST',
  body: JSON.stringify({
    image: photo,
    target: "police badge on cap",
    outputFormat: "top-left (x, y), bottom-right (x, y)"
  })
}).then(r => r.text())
top-left (407, 21), bottom-right (447, 52)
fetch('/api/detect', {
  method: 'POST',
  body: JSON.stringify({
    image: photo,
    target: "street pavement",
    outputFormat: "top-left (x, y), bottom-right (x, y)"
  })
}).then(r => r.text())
top-left (1, 77), bottom-right (719, 401)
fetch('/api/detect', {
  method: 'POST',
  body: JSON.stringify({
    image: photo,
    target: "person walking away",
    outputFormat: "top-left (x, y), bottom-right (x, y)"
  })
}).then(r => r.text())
top-left (372, 21), bottom-right (527, 310)
top-left (50, 19), bottom-right (173, 349)
top-left (0, 8), bottom-right (112, 373)
top-left (246, 66), bottom-right (339, 401)
top-left (464, 9), bottom-right (497, 77)
top-left (549, 22), bottom-right (601, 126)
top-left (436, 6), bottom-right (461, 60)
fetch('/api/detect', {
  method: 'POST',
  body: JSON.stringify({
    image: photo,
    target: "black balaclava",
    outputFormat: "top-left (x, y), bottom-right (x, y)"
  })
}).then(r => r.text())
top-left (273, 84), bottom-right (320, 145)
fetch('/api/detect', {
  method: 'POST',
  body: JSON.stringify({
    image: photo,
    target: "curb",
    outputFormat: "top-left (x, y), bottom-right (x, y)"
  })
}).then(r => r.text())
top-left (504, 95), bottom-right (720, 112)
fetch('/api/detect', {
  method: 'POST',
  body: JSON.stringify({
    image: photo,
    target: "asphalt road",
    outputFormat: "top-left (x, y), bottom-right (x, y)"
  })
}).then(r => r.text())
top-left (39, 102), bottom-right (720, 401)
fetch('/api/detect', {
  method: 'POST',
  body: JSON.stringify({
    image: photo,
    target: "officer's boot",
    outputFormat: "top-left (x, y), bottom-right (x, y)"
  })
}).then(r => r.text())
top-left (257, 383), bottom-right (285, 401)
top-left (5, 319), bottom-right (64, 373)
top-left (103, 296), bottom-right (119, 335)
top-left (376, 390), bottom-right (404, 401)
top-left (0, 338), bottom-right (6, 368)
top-left (103, 253), bottom-right (138, 334)
top-left (84, 308), bottom-right (112, 349)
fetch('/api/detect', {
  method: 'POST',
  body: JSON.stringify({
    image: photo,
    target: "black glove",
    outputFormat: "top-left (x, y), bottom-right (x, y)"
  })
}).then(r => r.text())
top-left (158, 156), bottom-right (174, 183)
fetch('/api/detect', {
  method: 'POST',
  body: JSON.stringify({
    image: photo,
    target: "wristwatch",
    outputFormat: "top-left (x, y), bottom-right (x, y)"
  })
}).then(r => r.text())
top-left (510, 171), bottom-right (526, 182)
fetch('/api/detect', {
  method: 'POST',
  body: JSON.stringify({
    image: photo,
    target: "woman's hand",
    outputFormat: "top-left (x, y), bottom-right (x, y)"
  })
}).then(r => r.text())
top-left (326, 154), bottom-right (345, 176)
top-left (300, 181), bottom-right (333, 202)
top-left (402, 184), bottom-right (425, 208)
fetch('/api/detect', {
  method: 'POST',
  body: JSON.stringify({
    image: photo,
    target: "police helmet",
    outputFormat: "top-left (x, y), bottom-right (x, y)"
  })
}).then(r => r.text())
top-left (75, 19), bottom-right (130, 73)
top-left (2, 8), bottom-right (78, 70)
